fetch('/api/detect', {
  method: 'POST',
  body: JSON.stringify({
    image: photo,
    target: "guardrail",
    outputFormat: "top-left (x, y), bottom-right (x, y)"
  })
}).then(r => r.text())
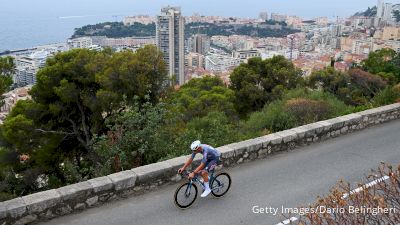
top-left (1, 103), bottom-right (400, 225)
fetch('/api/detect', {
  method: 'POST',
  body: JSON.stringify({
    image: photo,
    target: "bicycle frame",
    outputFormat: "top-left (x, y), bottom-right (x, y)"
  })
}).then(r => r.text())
top-left (183, 171), bottom-right (223, 196)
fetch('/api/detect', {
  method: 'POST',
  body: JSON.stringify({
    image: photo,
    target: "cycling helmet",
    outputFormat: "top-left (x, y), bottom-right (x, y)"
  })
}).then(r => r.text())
top-left (190, 140), bottom-right (201, 151)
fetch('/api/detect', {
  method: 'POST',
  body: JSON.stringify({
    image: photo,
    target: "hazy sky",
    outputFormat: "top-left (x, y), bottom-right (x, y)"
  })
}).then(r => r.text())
top-left (1, 0), bottom-right (396, 19)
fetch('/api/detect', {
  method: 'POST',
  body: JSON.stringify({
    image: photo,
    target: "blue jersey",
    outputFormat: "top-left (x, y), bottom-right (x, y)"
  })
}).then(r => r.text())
top-left (191, 144), bottom-right (221, 164)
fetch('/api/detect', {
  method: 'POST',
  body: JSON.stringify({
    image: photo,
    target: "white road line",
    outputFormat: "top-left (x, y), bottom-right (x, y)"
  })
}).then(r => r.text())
top-left (342, 175), bottom-right (390, 199)
top-left (275, 175), bottom-right (390, 225)
top-left (276, 217), bottom-right (298, 225)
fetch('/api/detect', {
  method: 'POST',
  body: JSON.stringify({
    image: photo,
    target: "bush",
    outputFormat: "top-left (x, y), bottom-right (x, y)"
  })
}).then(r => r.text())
top-left (0, 192), bottom-right (16, 202)
top-left (168, 76), bottom-right (237, 122)
top-left (372, 85), bottom-right (400, 107)
top-left (291, 163), bottom-right (400, 224)
top-left (168, 112), bottom-right (242, 157)
top-left (91, 99), bottom-right (167, 175)
top-left (243, 89), bottom-right (353, 133)
top-left (348, 69), bottom-right (387, 98)
top-left (308, 68), bottom-right (388, 106)
top-left (230, 56), bottom-right (304, 115)
top-left (285, 98), bottom-right (331, 124)
top-left (281, 88), bottom-right (352, 117)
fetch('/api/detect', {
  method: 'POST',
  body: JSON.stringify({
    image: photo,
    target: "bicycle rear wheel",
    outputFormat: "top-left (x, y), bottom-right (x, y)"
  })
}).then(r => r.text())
top-left (174, 182), bottom-right (198, 209)
top-left (211, 172), bottom-right (231, 198)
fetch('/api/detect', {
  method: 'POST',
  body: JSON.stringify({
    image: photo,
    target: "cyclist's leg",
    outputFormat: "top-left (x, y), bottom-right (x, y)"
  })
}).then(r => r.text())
top-left (200, 163), bottom-right (210, 182)
top-left (201, 159), bottom-right (218, 182)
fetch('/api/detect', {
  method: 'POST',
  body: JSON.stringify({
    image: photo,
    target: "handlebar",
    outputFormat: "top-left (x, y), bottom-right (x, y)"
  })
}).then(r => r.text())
top-left (179, 170), bottom-right (197, 180)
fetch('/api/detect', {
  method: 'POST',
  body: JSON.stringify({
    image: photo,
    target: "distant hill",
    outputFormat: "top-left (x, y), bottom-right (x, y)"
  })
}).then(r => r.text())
top-left (353, 6), bottom-right (377, 17)
top-left (73, 22), bottom-right (156, 38)
top-left (72, 21), bottom-right (299, 39)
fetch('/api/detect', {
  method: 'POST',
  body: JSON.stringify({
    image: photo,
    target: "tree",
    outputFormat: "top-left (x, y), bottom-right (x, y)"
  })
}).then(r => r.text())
top-left (96, 45), bottom-right (169, 107)
top-left (393, 10), bottom-right (400, 22)
top-left (0, 56), bottom-right (15, 107)
top-left (230, 56), bottom-right (304, 115)
top-left (167, 112), bottom-right (241, 157)
top-left (308, 67), bottom-right (387, 106)
top-left (92, 99), bottom-right (167, 176)
top-left (168, 76), bottom-right (237, 122)
top-left (348, 69), bottom-right (387, 98)
top-left (361, 48), bottom-right (400, 83)
top-left (73, 22), bottom-right (156, 38)
top-left (0, 47), bottom-right (169, 192)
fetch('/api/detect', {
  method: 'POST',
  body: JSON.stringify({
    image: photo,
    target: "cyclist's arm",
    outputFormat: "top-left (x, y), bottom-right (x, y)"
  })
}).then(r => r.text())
top-left (193, 163), bottom-right (206, 174)
top-left (181, 157), bottom-right (193, 171)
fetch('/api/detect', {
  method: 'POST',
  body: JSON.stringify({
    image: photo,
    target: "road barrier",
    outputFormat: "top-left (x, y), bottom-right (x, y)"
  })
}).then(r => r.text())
top-left (1, 103), bottom-right (400, 224)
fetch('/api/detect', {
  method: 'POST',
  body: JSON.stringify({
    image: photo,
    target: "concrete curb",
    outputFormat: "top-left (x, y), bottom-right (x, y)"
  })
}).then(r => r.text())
top-left (1, 103), bottom-right (399, 224)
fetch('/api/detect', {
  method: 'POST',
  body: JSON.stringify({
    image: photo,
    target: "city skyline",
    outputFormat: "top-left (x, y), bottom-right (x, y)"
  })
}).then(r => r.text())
top-left (1, 0), bottom-right (399, 50)
top-left (2, 0), bottom-right (399, 19)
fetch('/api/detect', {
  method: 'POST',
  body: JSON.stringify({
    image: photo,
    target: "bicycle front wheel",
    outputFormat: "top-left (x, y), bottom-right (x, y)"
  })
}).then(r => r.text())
top-left (174, 182), bottom-right (198, 209)
top-left (211, 172), bottom-right (232, 198)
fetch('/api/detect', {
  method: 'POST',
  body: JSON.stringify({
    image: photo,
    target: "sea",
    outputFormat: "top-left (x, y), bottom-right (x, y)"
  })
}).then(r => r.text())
top-left (0, 0), bottom-right (370, 52)
top-left (0, 0), bottom-right (154, 52)
top-left (0, 14), bottom-right (121, 52)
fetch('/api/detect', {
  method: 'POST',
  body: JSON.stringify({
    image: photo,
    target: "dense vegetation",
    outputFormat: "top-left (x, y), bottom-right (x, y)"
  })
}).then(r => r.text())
top-left (353, 6), bottom-right (377, 17)
top-left (0, 48), bottom-right (399, 201)
top-left (0, 57), bottom-right (14, 106)
top-left (230, 56), bottom-right (304, 115)
top-left (185, 22), bottom-right (299, 38)
top-left (394, 10), bottom-right (400, 22)
top-left (73, 22), bottom-right (156, 38)
top-left (72, 21), bottom-right (299, 39)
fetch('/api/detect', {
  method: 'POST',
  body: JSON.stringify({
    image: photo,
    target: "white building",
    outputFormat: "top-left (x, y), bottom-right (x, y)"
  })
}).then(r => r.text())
top-left (232, 49), bottom-right (261, 63)
top-left (376, 0), bottom-right (397, 25)
top-left (156, 6), bottom-right (185, 85)
top-left (123, 15), bottom-right (155, 25)
top-left (14, 50), bottom-right (51, 86)
top-left (352, 39), bottom-right (373, 55)
top-left (383, 3), bottom-right (394, 22)
top-left (259, 12), bottom-right (269, 21)
top-left (101, 37), bottom-right (156, 47)
top-left (205, 54), bottom-right (241, 73)
top-left (67, 37), bottom-right (93, 49)
top-left (377, 0), bottom-right (385, 19)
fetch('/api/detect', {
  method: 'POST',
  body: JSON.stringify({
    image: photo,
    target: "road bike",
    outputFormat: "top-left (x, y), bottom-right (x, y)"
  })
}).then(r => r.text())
top-left (174, 168), bottom-right (232, 209)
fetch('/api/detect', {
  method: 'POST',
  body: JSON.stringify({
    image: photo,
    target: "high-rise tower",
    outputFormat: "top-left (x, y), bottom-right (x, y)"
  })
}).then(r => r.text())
top-left (188, 34), bottom-right (210, 55)
top-left (156, 6), bottom-right (185, 85)
top-left (377, 0), bottom-right (384, 19)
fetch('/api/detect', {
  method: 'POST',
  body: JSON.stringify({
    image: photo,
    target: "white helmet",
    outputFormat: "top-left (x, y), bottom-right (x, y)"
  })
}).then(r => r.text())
top-left (190, 140), bottom-right (201, 151)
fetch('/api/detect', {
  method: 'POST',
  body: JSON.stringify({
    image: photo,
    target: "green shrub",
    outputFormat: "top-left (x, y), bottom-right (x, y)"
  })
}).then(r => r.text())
top-left (0, 192), bottom-right (16, 202)
top-left (172, 112), bottom-right (241, 156)
top-left (243, 88), bottom-right (353, 133)
top-left (285, 98), bottom-right (331, 124)
top-left (245, 100), bottom-right (296, 133)
top-left (372, 85), bottom-right (400, 107)
top-left (281, 88), bottom-right (352, 117)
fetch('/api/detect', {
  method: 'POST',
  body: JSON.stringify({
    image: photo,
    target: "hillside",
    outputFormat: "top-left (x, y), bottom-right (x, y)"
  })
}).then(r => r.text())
top-left (72, 21), bottom-right (299, 39)
top-left (354, 6), bottom-right (377, 17)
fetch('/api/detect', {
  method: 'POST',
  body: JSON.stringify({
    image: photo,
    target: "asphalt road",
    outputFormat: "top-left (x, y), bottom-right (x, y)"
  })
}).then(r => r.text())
top-left (43, 120), bottom-right (400, 225)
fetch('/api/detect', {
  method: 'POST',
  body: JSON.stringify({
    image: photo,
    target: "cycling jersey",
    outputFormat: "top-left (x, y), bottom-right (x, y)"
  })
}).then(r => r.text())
top-left (191, 144), bottom-right (221, 164)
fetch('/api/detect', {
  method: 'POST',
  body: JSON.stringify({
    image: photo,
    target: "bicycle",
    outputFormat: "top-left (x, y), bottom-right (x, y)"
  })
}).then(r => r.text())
top-left (174, 169), bottom-right (232, 209)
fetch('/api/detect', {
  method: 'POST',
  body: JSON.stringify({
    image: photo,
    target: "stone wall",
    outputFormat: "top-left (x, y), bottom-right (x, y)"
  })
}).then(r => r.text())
top-left (1, 103), bottom-right (400, 225)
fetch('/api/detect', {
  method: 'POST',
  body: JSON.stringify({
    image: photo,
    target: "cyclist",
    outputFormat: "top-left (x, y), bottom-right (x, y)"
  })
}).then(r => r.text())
top-left (178, 140), bottom-right (221, 197)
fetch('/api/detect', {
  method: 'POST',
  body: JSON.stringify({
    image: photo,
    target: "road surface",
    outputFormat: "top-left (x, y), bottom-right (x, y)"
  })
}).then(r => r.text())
top-left (43, 120), bottom-right (400, 225)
